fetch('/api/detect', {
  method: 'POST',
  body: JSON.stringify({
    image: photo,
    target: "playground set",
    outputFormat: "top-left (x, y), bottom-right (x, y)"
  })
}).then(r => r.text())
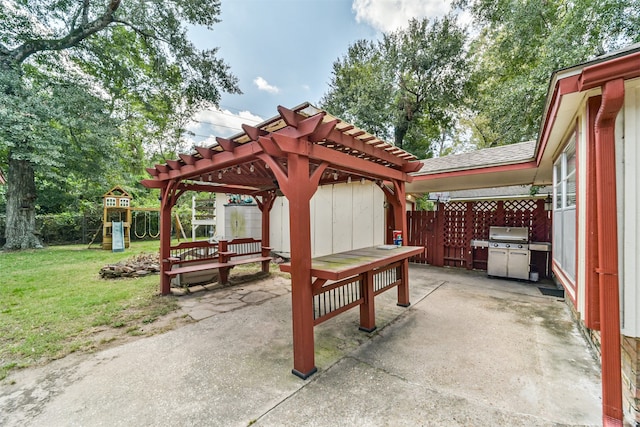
top-left (100, 186), bottom-right (220, 253)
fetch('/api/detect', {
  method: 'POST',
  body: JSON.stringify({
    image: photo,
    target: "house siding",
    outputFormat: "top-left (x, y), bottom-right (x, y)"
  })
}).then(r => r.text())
top-left (621, 81), bottom-right (640, 338)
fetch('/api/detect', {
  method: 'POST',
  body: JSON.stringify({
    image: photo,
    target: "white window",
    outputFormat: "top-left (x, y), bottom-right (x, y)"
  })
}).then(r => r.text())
top-left (105, 197), bottom-right (117, 207)
top-left (552, 136), bottom-right (576, 281)
top-left (118, 198), bottom-right (130, 207)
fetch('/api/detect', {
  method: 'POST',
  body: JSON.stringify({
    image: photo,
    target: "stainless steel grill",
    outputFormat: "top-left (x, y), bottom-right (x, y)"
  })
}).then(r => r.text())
top-left (487, 226), bottom-right (530, 280)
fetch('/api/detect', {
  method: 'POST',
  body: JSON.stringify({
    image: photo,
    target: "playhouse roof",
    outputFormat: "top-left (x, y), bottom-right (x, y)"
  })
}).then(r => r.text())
top-left (103, 185), bottom-right (131, 198)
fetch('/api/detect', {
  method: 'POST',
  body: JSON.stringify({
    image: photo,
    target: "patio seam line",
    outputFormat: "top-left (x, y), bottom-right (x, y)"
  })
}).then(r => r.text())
top-left (249, 280), bottom-right (447, 426)
top-left (333, 355), bottom-right (569, 425)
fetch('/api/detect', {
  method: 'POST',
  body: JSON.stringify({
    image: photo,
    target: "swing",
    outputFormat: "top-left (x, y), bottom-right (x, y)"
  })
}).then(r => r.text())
top-left (133, 211), bottom-right (147, 238)
top-left (148, 211), bottom-right (160, 238)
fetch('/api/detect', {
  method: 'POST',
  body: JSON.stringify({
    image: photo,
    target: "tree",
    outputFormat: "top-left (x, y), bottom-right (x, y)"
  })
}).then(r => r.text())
top-left (0, 0), bottom-right (240, 249)
top-left (456, 0), bottom-right (640, 147)
top-left (321, 16), bottom-right (468, 158)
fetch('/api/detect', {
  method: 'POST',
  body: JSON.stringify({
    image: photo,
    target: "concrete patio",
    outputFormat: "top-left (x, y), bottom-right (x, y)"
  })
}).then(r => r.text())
top-left (0, 265), bottom-right (601, 426)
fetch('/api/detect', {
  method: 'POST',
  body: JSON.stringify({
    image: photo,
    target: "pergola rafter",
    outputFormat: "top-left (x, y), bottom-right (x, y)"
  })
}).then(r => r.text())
top-left (142, 102), bottom-right (422, 378)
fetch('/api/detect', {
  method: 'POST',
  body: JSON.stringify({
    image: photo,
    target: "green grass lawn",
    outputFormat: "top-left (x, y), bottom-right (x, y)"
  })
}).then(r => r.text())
top-left (0, 240), bottom-right (181, 380)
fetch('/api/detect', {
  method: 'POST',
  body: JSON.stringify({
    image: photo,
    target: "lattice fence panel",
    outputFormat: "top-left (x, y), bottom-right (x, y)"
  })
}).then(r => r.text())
top-left (528, 200), bottom-right (550, 242)
top-left (471, 201), bottom-right (497, 239)
top-left (443, 202), bottom-right (468, 248)
top-left (504, 199), bottom-right (538, 240)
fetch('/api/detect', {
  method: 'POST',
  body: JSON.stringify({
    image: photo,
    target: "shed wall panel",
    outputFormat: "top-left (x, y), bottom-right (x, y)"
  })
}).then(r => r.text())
top-left (352, 184), bottom-right (374, 249)
top-left (313, 186), bottom-right (334, 257)
top-left (373, 185), bottom-right (385, 245)
top-left (268, 183), bottom-right (386, 257)
top-left (332, 184), bottom-right (354, 253)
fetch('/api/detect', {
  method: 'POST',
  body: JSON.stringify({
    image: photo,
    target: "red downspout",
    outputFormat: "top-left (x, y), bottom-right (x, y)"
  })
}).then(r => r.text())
top-left (585, 96), bottom-right (601, 329)
top-left (594, 78), bottom-right (624, 426)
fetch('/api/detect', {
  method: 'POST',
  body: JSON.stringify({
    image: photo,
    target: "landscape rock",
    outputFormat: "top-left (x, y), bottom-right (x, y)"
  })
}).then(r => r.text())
top-left (100, 253), bottom-right (160, 279)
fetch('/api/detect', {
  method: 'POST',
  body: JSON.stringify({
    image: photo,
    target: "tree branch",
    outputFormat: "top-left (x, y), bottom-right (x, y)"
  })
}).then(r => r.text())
top-left (82, 0), bottom-right (91, 26)
top-left (0, 42), bottom-right (10, 56)
top-left (112, 18), bottom-right (165, 43)
top-left (11, 0), bottom-right (122, 64)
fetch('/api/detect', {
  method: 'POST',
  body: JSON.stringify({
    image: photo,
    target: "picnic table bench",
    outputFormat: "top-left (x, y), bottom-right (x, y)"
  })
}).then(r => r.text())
top-left (163, 238), bottom-right (272, 286)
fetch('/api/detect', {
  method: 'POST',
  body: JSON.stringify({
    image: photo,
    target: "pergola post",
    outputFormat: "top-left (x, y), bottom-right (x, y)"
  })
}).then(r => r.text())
top-left (381, 180), bottom-right (410, 307)
top-left (284, 153), bottom-right (317, 379)
top-left (256, 191), bottom-right (275, 273)
top-left (391, 180), bottom-right (410, 307)
top-left (159, 183), bottom-right (175, 296)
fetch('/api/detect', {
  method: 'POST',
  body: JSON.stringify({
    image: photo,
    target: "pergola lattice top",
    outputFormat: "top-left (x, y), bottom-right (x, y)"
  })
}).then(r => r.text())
top-left (142, 103), bottom-right (421, 195)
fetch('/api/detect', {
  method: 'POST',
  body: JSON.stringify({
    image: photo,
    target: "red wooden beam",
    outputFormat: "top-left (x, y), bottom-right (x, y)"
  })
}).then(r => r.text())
top-left (270, 133), bottom-right (412, 182)
top-left (327, 128), bottom-right (408, 167)
top-left (309, 119), bottom-right (338, 142)
top-left (195, 146), bottom-right (213, 159)
top-left (166, 159), bottom-right (182, 170)
top-left (141, 179), bottom-right (165, 189)
top-left (242, 124), bottom-right (266, 141)
top-left (179, 154), bottom-right (197, 165)
top-left (216, 137), bottom-right (236, 152)
top-left (278, 105), bottom-right (302, 128)
top-left (402, 161), bottom-right (423, 173)
top-left (177, 182), bottom-right (262, 195)
top-left (257, 135), bottom-right (285, 157)
top-left (295, 113), bottom-right (325, 137)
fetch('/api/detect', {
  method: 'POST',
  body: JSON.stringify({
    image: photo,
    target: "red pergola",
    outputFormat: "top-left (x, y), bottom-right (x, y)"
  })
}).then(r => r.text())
top-left (142, 103), bottom-right (423, 377)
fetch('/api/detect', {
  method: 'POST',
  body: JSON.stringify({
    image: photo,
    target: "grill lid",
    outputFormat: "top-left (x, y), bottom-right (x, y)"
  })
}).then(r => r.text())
top-left (489, 226), bottom-right (529, 243)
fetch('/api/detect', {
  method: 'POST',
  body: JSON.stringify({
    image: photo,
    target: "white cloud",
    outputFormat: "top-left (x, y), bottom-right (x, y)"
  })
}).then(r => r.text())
top-left (185, 108), bottom-right (264, 144)
top-left (253, 76), bottom-right (280, 94)
top-left (352, 0), bottom-right (455, 33)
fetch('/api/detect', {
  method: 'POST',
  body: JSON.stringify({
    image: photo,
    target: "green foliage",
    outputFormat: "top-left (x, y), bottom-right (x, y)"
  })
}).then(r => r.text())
top-left (457, 0), bottom-right (640, 146)
top-left (321, 16), bottom-right (469, 159)
top-left (1, 1), bottom-right (240, 247)
top-left (322, 39), bottom-right (394, 141)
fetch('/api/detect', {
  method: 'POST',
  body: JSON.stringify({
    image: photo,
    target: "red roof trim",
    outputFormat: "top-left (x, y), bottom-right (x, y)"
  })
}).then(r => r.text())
top-left (578, 50), bottom-right (640, 91)
top-left (414, 160), bottom-right (537, 182)
top-left (536, 75), bottom-right (580, 165)
top-left (537, 50), bottom-right (640, 165)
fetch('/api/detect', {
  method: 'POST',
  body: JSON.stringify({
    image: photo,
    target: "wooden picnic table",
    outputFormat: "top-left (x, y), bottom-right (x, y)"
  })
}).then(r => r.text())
top-left (279, 245), bottom-right (424, 280)
top-left (280, 245), bottom-right (424, 360)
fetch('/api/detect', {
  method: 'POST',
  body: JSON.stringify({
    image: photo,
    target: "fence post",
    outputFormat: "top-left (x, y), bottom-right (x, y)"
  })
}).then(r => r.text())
top-left (465, 202), bottom-right (474, 270)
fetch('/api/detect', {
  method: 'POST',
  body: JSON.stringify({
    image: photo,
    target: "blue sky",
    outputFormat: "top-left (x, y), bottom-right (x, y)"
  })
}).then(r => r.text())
top-left (186, 0), bottom-right (459, 145)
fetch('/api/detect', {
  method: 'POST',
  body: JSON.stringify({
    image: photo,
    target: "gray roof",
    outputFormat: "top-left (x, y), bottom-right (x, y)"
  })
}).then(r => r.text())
top-left (414, 141), bottom-right (536, 176)
top-left (447, 185), bottom-right (551, 201)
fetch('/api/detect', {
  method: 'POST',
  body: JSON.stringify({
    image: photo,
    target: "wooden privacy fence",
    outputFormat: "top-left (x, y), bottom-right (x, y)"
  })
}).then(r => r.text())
top-left (406, 199), bottom-right (552, 278)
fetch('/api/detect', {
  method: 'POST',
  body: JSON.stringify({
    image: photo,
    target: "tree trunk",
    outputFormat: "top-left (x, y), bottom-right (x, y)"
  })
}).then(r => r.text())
top-left (394, 119), bottom-right (409, 149)
top-left (4, 157), bottom-right (42, 249)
